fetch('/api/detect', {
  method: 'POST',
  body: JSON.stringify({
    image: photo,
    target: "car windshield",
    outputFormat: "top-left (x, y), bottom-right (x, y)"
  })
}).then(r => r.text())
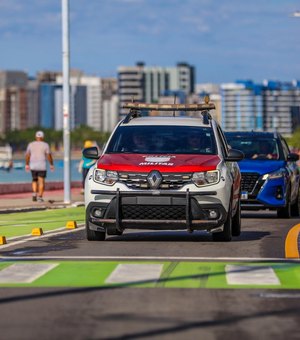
top-left (106, 125), bottom-right (217, 155)
top-left (225, 136), bottom-right (280, 160)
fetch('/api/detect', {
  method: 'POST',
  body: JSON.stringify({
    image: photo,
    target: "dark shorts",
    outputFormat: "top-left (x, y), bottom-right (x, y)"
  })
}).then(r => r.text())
top-left (31, 170), bottom-right (47, 181)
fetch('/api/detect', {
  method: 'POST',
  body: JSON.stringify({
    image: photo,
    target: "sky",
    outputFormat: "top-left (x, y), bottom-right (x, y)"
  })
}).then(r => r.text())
top-left (0, 0), bottom-right (300, 84)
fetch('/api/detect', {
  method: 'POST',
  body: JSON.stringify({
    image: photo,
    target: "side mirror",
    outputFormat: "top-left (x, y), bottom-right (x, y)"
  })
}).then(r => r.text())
top-left (83, 146), bottom-right (99, 159)
top-left (225, 148), bottom-right (244, 162)
top-left (287, 153), bottom-right (299, 162)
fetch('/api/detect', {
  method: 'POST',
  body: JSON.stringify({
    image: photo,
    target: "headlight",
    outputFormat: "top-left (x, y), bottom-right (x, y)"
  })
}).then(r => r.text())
top-left (262, 168), bottom-right (286, 180)
top-left (94, 168), bottom-right (118, 185)
top-left (192, 170), bottom-right (219, 187)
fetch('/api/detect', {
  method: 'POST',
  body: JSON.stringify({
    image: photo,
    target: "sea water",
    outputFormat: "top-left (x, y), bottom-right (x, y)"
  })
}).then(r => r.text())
top-left (0, 159), bottom-right (82, 183)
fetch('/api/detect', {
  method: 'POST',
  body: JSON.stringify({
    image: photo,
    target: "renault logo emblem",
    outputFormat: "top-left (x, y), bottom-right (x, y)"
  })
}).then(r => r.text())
top-left (147, 170), bottom-right (162, 189)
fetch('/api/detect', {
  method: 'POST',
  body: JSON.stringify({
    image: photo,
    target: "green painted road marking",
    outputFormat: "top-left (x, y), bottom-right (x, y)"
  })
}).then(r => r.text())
top-left (0, 261), bottom-right (299, 289)
top-left (0, 207), bottom-right (84, 238)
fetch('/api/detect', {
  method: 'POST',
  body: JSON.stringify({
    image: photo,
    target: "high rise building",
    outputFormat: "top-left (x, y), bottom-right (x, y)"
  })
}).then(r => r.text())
top-left (220, 81), bottom-right (263, 132)
top-left (26, 78), bottom-right (39, 128)
top-left (56, 74), bottom-right (102, 130)
top-left (118, 62), bottom-right (195, 117)
top-left (102, 78), bottom-right (119, 132)
top-left (263, 80), bottom-right (300, 135)
top-left (0, 71), bottom-right (28, 134)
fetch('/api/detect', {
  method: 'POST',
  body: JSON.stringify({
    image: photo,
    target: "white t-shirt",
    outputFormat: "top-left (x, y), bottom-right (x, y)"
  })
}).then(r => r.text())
top-left (26, 141), bottom-right (51, 171)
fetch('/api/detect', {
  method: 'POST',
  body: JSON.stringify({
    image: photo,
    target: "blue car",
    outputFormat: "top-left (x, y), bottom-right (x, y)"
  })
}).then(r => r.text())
top-left (225, 131), bottom-right (300, 218)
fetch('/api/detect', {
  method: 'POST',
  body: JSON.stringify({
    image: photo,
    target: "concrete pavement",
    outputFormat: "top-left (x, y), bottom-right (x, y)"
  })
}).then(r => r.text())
top-left (0, 182), bottom-right (84, 213)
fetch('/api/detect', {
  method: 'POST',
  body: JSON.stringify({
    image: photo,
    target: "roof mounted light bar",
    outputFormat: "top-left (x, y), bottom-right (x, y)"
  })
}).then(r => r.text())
top-left (122, 96), bottom-right (215, 124)
top-left (123, 102), bottom-right (215, 111)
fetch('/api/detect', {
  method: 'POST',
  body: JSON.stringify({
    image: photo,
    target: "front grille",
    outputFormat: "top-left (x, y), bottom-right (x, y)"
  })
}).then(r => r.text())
top-left (122, 205), bottom-right (186, 220)
top-left (241, 173), bottom-right (260, 193)
top-left (118, 172), bottom-right (192, 190)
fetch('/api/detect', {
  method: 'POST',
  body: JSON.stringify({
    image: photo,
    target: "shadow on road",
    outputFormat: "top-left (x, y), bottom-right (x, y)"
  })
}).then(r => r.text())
top-left (106, 230), bottom-right (270, 242)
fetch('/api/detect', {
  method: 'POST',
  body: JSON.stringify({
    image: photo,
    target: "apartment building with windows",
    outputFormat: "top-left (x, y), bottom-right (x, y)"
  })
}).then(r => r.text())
top-left (263, 80), bottom-right (300, 135)
top-left (118, 62), bottom-right (195, 117)
top-left (0, 71), bottom-right (28, 134)
top-left (220, 81), bottom-right (263, 132)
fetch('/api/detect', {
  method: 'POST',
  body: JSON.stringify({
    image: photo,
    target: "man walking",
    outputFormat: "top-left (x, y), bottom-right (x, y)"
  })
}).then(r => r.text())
top-left (25, 131), bottom-right (54, 202)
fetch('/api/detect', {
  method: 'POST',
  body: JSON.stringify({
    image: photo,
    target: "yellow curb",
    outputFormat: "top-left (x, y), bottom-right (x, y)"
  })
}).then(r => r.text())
top-left (31, 228), bottom-right (43, 236)
top-left (66, 221), bottom-right (77, 229)
top-left (0, 236), bottom-right (7, 245)
top-left (285, 223), bottom-right (300, 258)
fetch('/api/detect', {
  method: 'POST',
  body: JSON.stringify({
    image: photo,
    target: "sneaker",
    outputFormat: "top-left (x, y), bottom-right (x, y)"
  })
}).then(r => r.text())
top-left (37, 197), bottom-right (44, 202)
top-left (32, 195), bottom-right (37, 202)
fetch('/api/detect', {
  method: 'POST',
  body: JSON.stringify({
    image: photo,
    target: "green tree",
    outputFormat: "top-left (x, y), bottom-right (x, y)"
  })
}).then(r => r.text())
top-left (287, 128), bottom-right (300, 149)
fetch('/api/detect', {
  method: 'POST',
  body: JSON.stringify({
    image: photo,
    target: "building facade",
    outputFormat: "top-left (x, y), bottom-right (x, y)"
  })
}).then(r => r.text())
top-left (220, 81), bottom-right (263, 132)
top-left (263, 80), bottom-right (300, 135)
top-left (0, 71), bottom-right (28, 134)
top-left (118, 62), bottom-right (195, 117)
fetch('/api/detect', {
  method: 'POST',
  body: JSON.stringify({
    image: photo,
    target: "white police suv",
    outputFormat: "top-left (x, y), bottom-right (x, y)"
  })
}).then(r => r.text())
top-left (83, 100), bottom-right (244, 241)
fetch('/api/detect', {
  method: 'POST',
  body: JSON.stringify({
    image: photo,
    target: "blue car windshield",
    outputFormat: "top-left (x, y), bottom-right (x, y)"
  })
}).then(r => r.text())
top-left (106, 125), bottom-right (217, 155)
top-left (226, 137), bottom-right (281, 160)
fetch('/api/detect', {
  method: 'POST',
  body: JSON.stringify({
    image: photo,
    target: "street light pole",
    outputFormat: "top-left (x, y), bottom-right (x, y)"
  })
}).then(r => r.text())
top-left (62, 0), bottom-right (71, 204)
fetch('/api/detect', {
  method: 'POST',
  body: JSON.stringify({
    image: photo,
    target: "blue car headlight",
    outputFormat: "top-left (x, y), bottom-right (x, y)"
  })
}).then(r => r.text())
top-left (262, 168), bottom-right (286, 180)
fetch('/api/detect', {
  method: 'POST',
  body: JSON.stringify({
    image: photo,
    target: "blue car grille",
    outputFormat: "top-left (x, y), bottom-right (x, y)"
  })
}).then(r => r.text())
top-left (241, 173), bottom-right (260, 193)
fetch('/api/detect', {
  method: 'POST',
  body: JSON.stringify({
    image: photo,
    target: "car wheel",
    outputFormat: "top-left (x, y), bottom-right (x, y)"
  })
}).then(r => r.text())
top-left (232, 199), bottom-right (241, 237)
top-left (213, 202), bottom-right (232, 242)
top-left (277, 190), bottom-right (291, 218)
top-left (85, 214), bottom-right (106, 241)
top-left (291, 187), bottom-right (300, 217)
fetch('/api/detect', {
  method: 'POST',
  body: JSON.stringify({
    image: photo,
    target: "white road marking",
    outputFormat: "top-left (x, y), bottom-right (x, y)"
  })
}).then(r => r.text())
top-left (0, 256), bottom-right (299, 262)
top-left (225, 265), bottom-right (281, 285)
top-left (105, 264), bottom-right (163, 284)
top-left (0, 263), bottom-right (58, 283)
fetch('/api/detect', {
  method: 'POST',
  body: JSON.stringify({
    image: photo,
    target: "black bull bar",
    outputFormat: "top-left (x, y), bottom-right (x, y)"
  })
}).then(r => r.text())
top-left (89, 189), bottom-right (226, 233)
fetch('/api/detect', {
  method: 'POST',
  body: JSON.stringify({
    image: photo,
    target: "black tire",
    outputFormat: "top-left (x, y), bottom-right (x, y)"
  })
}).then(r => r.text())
top-left (232, 199), bottom-right (241, 237)
top-left (213, 202), bottom-right (232, 242)
top-left (291, 187), bottom-right (300, 217)
top-left (85, 215), bottom-right (106, 241)
top-left (277, 189), bottom-right (291, 218)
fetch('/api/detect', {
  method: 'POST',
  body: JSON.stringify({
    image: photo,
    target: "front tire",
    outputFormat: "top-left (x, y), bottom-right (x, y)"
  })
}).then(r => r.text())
top-left (85, 215), bottom-right (106, 241)
top-left (291, 187), bottom-right (300, 217)
top-left (213, 202), bottom-right (232, 242)
top-left (232, 199), bottom-right (241, 237)
top-left (277, 189), bottom-right (291, 218)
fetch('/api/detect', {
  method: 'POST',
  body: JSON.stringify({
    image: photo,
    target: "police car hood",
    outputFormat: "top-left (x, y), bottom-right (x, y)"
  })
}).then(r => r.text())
top-left (97, 153), bottom-right (221, 173)
top-left (238, 159), bottom-right (286, 175)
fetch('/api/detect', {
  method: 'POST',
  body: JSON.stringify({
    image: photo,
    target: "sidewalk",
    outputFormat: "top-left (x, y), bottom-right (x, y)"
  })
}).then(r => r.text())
top-left (0, 186), bottom-right (85, 213)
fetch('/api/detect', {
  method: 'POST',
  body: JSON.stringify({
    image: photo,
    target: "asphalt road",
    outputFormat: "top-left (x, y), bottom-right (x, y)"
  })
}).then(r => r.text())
top-left (0, 211), bottom-right (299, 340)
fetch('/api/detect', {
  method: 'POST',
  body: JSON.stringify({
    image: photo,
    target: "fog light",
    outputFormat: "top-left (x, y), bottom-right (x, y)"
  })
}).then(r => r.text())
top-left (93, 208), bottom-right (104, 217)
top-left (208, 210), bottom-right (219, 219)
top-left (275, 186), bottom-right (283, 200)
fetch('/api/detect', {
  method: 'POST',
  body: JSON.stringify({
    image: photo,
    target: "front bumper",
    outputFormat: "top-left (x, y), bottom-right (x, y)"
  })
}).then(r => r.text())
top-left (241, 175), bottom-right (287, 209)
top-left (86, 189), bottom-right (227, 232)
